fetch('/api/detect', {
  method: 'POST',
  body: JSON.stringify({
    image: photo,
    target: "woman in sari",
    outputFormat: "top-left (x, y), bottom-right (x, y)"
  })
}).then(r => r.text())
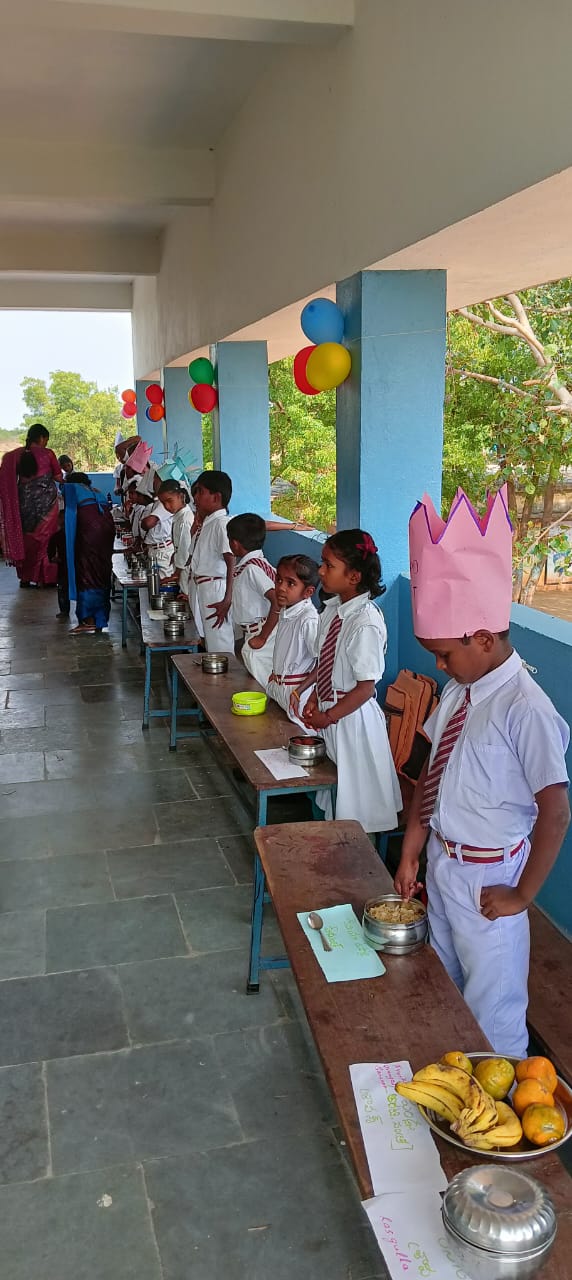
top-left (0, 424), bottom-right (62, 586)
top-left (64, 474), bottom-right (115, 634)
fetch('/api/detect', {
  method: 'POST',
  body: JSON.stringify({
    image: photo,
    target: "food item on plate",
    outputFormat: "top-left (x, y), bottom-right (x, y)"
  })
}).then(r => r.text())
top-left (515, 1055), bottom-right (558, 1096)
top-left (473, 1056), bottom-right (516, 1100)
top-left (513, 1078), bottom-right (555, 1117)
top-left (367, 900), bottom-right (424, 924)
top-left (459, 1100), bottom-right (523, 1151)
top-left (521, 1103), bottom-right (566, 1147)
top-left (441, 1051), bottom-right (473, 1075)
top-left (397, 1062), bottom-right (497, 1131)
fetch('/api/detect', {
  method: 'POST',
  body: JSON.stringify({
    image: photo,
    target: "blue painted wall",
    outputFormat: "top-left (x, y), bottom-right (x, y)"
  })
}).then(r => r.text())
top-left (86, 472), bottom-right (118, 501)
top-left (163, 366), bottom-right (203, 472)
top-left (211, 341), bottom-right (271, 514)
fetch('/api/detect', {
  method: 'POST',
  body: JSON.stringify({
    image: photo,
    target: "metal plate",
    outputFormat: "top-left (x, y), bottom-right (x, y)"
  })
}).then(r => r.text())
top-left (419, 1052), bottom-right (572, 1161)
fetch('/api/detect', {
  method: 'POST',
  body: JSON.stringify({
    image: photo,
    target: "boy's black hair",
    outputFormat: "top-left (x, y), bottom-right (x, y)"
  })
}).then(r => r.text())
top-left (158, 479), bottom-right (190, 503)
top-left (67, 472), bottom-right (92, 487)
top-left (276, 554), bottom-right (320, 589)
top-left (196, 469), bottom-right (232, 507)
top-left (227, 513), bottom-right (266, 552)
top-left (58, 454), bottom-right (74, 469)
top-left (325, 529), bottom-right (385, 597)
top-left (461, 628), bottom-right (511, 645)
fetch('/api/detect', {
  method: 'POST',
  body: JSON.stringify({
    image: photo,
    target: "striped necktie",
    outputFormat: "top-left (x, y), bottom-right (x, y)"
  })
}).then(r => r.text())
top-left (234, 557), bottom-right (276, 582)
top-left (316, 614), bottom-right (342, 704)
top-left (419, 687), bottom-right (470, 827)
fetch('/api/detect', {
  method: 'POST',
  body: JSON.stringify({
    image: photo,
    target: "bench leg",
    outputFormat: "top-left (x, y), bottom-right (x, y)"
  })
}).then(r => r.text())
top-left (247, 852), bottom-right (265, 994)
top-left (169, 665), bottom-right (179, 750)
top-left (122, 586), bottom-right (128, 647)
top-left (142, 647), bottom-right (151, 731)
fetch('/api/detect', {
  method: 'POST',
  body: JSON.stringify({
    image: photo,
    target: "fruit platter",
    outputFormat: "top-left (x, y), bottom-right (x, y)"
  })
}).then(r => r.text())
top-left (396, 1052), bottom-right (572, 1161)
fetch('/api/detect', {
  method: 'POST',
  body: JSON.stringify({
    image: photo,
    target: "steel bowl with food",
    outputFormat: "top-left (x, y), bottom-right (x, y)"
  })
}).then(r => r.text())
top-left (442, 1164), bottom-right (557, 1279)
top-left (288, 735), bottom-right (326, 765)
top-left (362, 893), bottom-right (428, 954)
top-left (201, 653), bottom-right (229, 674)
top-left (165, 600), bottom-right (187, 620)
top-left (163, 618), bottom-right (185, 638)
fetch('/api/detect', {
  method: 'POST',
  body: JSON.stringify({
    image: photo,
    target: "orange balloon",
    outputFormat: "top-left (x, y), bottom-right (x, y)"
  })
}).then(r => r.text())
top-left (148, 403), bottom-right (165, 422)
top-left (121, 389), bottom-right (136, 403)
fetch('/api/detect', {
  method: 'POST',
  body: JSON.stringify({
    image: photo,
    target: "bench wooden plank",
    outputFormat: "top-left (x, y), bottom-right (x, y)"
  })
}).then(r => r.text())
top-left (529, 904), bottom-right (572, 1086)
top-left (112, 555), bottom-right (146, 588)
top-left (254, 820), bottom-right (572, 1274)
top-left (139, 589), bottom-right (199, 650)
top-left (172, 652), bottom-right (336, 793)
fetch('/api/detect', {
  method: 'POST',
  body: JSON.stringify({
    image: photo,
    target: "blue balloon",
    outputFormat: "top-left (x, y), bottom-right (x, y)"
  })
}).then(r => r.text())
top-left (301, 298), bottom-right (344, 345)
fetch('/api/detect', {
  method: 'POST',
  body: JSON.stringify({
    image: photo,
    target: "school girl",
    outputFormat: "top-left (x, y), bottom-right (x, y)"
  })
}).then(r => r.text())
top-left (227, 513), bottom-right (277, 687)
top-left (158, 480), bottom-right (194, 596)
top-left (265, 554), bottom-right (320, 730)
top-left (296, 529), bottom-right (402, 834)
top-left (140, 495), bottom-right (174, 579)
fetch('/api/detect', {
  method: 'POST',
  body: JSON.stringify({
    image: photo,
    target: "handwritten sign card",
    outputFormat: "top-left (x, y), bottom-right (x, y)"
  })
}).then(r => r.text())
top-left (349, 1061), bottom-right (446, 1195)
top-left (296, 905), bottom-right (385, 981)
top-left (363, 1190), bottom-right (470, 1280)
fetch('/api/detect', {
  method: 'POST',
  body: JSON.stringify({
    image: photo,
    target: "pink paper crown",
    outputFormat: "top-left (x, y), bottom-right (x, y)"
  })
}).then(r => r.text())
top-left (408, 485), bottom-right (513, 639)
top-left (126, 440), bottom-right (153, 473)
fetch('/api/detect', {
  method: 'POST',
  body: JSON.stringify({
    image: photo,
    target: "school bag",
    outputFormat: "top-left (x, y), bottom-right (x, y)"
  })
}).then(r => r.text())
top-left (383, 669), bottom-right (439, 783)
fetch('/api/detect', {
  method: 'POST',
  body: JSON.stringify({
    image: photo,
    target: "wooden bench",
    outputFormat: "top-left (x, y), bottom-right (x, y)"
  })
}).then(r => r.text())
top-left (112, 554), bottom-right (146, 647)
top-left (137, 589), bottom-right (199, 729)
top-left (528, 904), bottom-right (572, 1087)
top-left (253, 819), bottom-right (572, 1276)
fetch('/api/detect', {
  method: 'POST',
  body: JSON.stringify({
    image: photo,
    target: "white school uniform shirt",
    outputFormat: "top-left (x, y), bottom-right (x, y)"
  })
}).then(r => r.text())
top-left (142, 500), bottom-right (173, 546)
top-left (272, 598), bottom-right (319, 680)
top-left (424, 649), bottom-right (570, 850)
top-left (191, 509), bottom-right (231, 579)
top-left (313, 593), bottom-right (387, 695)
top-left (172, 505), bottom-right (194, 571)
top-left (233, 549), bottom-right (275, 628)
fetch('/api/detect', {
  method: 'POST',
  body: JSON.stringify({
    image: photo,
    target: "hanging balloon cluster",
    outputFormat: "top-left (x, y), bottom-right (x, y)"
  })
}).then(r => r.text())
top-left (293, 298), bottom-right (351, 394)
top-left (121, 389), bottom-right (137, 419)
top-left (188, 357), bottom-right (218, 413)
top-left (145, 383), bottom-right (165, 422)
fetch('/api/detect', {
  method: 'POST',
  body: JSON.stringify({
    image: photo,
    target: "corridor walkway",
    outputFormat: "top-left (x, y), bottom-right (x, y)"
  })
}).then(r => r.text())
top-left (0, 564), bottom-right (384, 1280)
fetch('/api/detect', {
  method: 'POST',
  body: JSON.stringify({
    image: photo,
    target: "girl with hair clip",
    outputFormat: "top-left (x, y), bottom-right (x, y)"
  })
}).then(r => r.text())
top-left (268, 554), bottom-right (320, 731)
top-left (158, 480), bottom-right (194, 598)
top-left (294, 529), bottom-right (402, 834)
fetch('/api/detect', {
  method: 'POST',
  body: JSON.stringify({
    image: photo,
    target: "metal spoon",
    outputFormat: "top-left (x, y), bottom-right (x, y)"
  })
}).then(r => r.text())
top-left (307, 911), bottom-right (332, 952)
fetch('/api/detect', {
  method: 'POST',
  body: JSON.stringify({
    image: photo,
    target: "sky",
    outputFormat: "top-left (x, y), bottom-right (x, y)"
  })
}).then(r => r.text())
top-left (0, 311), bottom-right (134, 432)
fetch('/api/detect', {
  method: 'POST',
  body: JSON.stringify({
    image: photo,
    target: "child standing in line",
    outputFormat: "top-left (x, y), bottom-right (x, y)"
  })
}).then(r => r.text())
top-left (191, 470), bottom-right (234, 654)
top-left (296, 529), bottom-right (402, 834)
top-left (158, 480), bottom-right (194, 597)
top-left (395, 486), bottom-right (570, 1057)
top-left (188, 480), bottom-right (204, 638)
top-left (227, 513), bottom-right (278, 686)
top-left (140, 492), bottom-right (174, 580)
top-left (267, 554), bottom-right (320, 730)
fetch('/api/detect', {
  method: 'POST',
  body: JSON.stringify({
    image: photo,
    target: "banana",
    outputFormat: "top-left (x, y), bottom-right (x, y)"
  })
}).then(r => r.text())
top-left (395, 1081), bottom-right (463, 1125)
top-left (453, 1102), bottom-right (498, 1140)
top-left (413, 1063), bottom-right (488, 1112)
top-left (463, 1102), bottom-right (522, 1151)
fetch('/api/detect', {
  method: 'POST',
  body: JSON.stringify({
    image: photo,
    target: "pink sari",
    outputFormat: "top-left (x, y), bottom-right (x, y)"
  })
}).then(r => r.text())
top-left (0, 446), bottom-right (62, 584)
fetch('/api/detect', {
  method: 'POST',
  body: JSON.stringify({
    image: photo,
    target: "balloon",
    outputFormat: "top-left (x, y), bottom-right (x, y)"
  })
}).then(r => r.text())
top-left (191, 383), bottom-right (218, 413)
top-left (121, 388), bottom-right (136, 403)
top-left (293, 345), bottom-right (320, 395)
top-left (145, 407), bottom-right (153, 421)
top-left (188, 356), bottom-right (215, 386)
top-left (121, 401), bottom-right (137, 418)
top-left (146, 382), bottom-right (163, 405)
top-left (301, 298), bottom-right (345, 346)
top-left (148, 403), bottom-right (165, 421)
top-left (306, 342), bottom-right (351, 391)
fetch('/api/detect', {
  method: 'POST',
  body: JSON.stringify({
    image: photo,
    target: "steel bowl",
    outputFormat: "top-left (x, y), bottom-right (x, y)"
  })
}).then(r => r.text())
top-left (442, 1164), bottom-right (557, 1279)
top-left (201, 653), bottom-right (229, 674)
top-left (163, 618), bottom-right (185, 638)
top-left (149, 593), bottom-right (166, 611)
top-left (165, 600), bottom-right (187, 620)
top-left (288, 735), bottom-right (326, 764)
top-left (362, 893), bottom-right (428, 954)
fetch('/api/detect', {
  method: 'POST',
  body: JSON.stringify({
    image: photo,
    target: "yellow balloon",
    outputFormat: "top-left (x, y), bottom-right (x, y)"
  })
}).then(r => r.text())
top-left (305, 342), bottom-right (351, 391)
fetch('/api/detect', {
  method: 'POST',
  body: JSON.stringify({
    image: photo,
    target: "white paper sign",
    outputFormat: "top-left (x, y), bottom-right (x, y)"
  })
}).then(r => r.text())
top-left (254, 748), bottom-right (309, 780)
top-left (363, 1191), bottom-right (470, 1280)
top-left (350, 1061), bottom-right (446, 1195)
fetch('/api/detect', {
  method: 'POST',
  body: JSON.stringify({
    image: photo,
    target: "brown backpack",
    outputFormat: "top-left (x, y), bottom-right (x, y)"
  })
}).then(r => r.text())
top-left (383, 669), bottom-right (439, 782)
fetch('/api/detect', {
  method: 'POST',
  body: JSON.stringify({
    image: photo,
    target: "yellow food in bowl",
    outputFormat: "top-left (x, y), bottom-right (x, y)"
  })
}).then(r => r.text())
top-left (368, 900), bottom-right (425, 925)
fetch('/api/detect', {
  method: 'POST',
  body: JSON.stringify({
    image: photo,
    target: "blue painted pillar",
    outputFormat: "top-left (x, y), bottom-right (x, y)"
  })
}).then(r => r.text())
top-left (135, 378), bottom-right (165, 459)
top-left (336, 270), bottom-right (446, 682)
top-left (163, 366), bottom-right (203, 473)
top-left (210, 341), bottom-right (271, 514)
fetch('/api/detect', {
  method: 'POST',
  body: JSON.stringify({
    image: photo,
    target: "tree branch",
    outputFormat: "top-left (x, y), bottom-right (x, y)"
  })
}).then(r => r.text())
top-left (447, 366), bottom-right (531, 398)
top-left (457, 307), bottom-right (521, 339)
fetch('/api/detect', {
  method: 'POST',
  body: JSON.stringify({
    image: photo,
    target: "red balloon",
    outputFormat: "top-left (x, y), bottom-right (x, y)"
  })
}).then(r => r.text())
top-left (191, 383), bottom-right (218, 413)
top-left (146, 382), bottom-right (164, 405)
top-left (122, 401), bottom-right (137, 418)
top-left (148, 403), bottom-right (165, 421)
top-left (293, 345), bottom-right (320, 395)
top-left (121, 388), bottom-right (136, 403)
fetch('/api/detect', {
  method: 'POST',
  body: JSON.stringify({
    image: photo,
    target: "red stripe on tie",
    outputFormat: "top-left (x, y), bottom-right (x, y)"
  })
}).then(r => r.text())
top-left (419, 688), bottom-right (470, 827)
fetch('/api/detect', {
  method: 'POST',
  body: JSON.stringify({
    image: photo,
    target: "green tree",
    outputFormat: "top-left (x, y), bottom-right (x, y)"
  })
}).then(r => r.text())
top-left (21, 370), bottom-right (123, 472)
top-left (269, 358), bottom-right (336, 529)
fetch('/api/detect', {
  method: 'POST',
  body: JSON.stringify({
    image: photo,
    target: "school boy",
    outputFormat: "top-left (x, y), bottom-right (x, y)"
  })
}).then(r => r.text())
top-left (191, 470), bottom-right (235, 653)
top-left (395, 486), bottom-right (570, 1057)
top-left (227, 512), bottom-right (277, 685)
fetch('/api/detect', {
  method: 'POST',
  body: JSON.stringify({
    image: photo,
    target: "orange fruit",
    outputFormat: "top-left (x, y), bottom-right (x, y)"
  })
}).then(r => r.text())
top-left (474, 1057), bottom-right (515, 1100)
top-left (515, 1056), bottom-right (558, 1095)
top-left (441, 1052), bottom-right (473, 1075)
top-left (521, 1103), bottom-right (566, 1147)
top-left (513, 1078), bottom-right (554, 1117)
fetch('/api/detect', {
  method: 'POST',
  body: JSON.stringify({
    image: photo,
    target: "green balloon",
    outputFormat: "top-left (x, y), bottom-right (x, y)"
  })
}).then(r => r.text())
top-left (188, 357), bottom-right (214, 385)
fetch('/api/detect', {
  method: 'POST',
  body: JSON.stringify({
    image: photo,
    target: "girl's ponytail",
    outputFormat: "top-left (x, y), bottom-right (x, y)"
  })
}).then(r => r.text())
top-left (19, 424), bottom-right (48, 479)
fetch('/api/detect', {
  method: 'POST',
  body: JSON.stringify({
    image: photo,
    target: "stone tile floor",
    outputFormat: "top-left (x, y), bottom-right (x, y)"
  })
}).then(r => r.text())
top-left (0, 565), bottom-right (387, 1280)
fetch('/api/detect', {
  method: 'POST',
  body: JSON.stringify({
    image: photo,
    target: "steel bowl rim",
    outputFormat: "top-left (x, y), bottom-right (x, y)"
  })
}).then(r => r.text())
top-left (363, 894), bottom-right (427, 930)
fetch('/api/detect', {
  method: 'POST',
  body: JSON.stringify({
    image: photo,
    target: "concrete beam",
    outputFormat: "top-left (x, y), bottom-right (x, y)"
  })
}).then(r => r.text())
top-left (0, 228), bottom-right (160, 275)
top-left (0, 142), bottom-right (214, 206)
top-left (37, 0), bottom-right (354, 42)
top-left (0, 279), bottom-right (132, 310)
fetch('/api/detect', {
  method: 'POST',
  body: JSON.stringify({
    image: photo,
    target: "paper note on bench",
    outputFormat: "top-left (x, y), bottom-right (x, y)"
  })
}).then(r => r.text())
top-left (147, 609), bottom-right (166, 621)
top-left (255, 748), bottom-right (309, 780)
top-left (297, 904), bottom-right (386, 982)
top-left (363, 1189), bottom-right (469, 1280)
top-left (350, 1061), bottom-right (446, 1195)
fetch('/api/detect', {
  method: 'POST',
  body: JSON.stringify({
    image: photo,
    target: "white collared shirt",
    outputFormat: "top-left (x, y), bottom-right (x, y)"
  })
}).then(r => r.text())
top-left (191, 509), bottom-right (231, 578)
top-left (142, 500), bottom-right (173, 546)
top-left (272, 597), bottom-right (319, 678)
top-left (172, 505), bottom-right (194, 570)
top-left (313, 593), bottom-right (388, 699)
top-left (232, 549), bottom-right (275, 626)
top-left (425, 650), bottom-right (570, 847)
